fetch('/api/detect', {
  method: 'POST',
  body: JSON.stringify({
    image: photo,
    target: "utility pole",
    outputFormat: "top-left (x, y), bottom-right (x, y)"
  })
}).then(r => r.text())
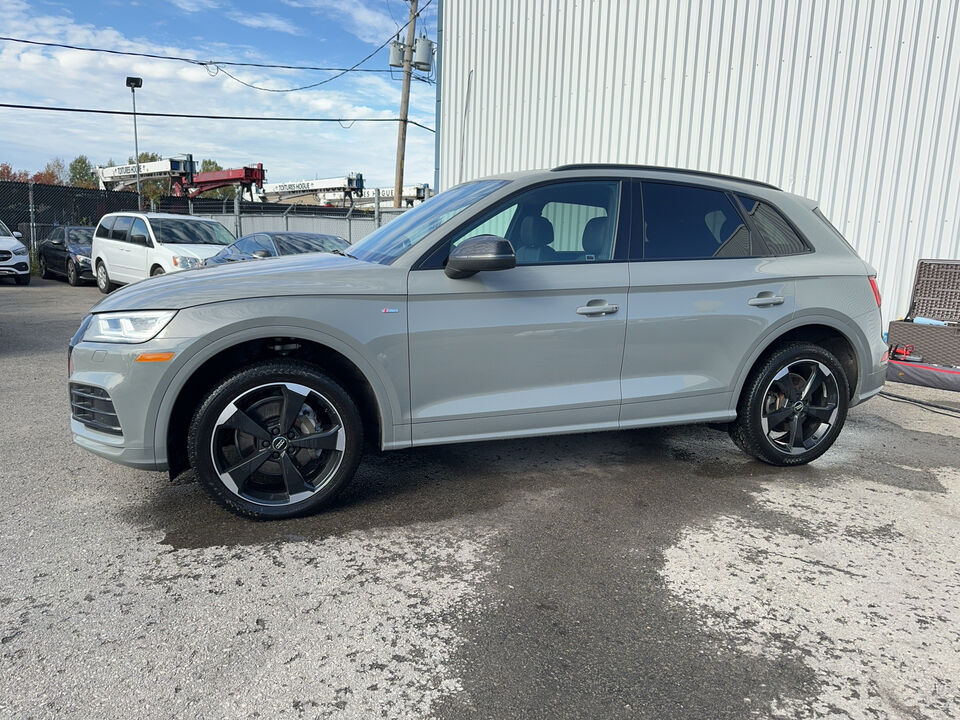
top-left (393, 0), bottom-right (418, 208)
top-left (126, 76), bottom-right (144, 209)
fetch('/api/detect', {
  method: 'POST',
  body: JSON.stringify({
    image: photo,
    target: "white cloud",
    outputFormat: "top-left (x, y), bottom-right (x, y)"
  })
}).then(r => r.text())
top-left (168, 0), bottom-right (220, 12)
top-left (0, 2), bottom-right (435, 188)
top-left (226, 11), bottom-right (302, 36)
top-left (282, 0), bottom-right (402, 45)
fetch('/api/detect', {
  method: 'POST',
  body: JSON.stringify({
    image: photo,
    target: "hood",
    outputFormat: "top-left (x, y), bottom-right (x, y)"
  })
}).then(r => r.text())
top-left (91, 252), bottom-right (407, 312)
top-left (163, 243), bottom-right (228, 260)
top-left (0, 235), bottom-right (26, 251)
top-left (67, 242), bottom-right (92, 257)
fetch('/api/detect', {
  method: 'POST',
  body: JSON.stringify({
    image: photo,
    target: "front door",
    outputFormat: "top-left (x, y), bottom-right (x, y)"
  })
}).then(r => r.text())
top-left (407, 179), bottom-right (630, 445)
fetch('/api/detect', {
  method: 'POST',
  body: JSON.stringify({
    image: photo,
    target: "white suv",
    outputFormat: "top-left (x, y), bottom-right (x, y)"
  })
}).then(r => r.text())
top-left (92, 212), bottom-right (235, 293)
top-left (0, 218), bottom-right (31, 285)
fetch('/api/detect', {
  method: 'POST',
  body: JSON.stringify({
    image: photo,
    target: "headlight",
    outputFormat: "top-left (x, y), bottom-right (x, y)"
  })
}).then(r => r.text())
top-left (172, 256), bottom-right (201, 269)
top-left (82, 310), bottom-right (177, 344)
top-left (76, 254), bottom-right (91, 264)
top-left (12, 244), bottom-right (28, 255)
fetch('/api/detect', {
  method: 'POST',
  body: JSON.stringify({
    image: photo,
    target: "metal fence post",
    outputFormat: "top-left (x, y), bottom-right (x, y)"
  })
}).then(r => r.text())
top-left (188, 198), bottom-right (194, 216)
top-left (374, 190), bottom-right (381, 228)
top-left (28, 182), bottom-right (37, 252)
top-left (233, 192), bottom-right (241, 238)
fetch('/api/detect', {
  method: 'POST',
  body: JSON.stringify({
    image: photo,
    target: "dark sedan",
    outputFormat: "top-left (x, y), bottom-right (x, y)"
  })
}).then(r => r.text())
top-left (38, 226), bottom-right (95, 285)
top-left (203, 231), bottom-right (349, 266)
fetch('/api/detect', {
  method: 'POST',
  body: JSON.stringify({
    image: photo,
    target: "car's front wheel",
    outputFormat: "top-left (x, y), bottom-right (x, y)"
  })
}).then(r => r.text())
top-left (188, 360), bottom-right (364, 519)
top-left (67, 259), bottom-right (80, 286)
top-left (729, 342), bottom-right (849, 466)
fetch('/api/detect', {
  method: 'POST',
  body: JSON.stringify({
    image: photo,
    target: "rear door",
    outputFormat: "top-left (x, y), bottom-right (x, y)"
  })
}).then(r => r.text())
top-left (620, 180), bottom-right (797, 426)
top-left (108, 216), bottom-right (135, 281)
top-left (407, 179), bottom-right (630, 445)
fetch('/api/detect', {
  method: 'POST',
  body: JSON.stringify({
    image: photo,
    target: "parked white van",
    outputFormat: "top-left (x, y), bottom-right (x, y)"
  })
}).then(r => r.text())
top-left (92, 212), bottom-right (235, 293)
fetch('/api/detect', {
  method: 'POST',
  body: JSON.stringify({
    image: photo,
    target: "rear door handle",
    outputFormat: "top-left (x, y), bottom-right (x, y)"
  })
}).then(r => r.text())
top-left (577, 302), bottom-right (619, 316)
top-left (748, 293), bottom-right (784, 307)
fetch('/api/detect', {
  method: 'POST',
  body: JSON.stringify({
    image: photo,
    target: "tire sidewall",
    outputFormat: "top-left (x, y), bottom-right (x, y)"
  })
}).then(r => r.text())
top-left (188, 360), bottom-right (364, 519)
top-left (743, 343), bottom-right (849, 466)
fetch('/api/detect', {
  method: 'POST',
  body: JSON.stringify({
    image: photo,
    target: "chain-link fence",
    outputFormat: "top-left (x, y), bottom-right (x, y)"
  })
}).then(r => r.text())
top-left (1, 181), bottom-right (409, 258)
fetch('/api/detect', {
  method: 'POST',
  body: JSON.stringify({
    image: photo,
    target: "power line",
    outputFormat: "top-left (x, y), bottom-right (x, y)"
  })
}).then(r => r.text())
top-left (0, 102), bottom-right (435, 132)
top-left (0, 2), bottom-right (434, 92)
top-left (0, 35), bottom-right (393, 73)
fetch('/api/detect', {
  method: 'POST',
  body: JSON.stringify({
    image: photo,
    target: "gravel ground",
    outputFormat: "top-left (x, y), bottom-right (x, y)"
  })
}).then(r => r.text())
top-left (1, 277), bottom-right (959, 719)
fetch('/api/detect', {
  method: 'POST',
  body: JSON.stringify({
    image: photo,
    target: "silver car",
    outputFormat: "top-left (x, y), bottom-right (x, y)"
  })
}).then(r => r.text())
top-left (68, 166), bottom-right (887, 519)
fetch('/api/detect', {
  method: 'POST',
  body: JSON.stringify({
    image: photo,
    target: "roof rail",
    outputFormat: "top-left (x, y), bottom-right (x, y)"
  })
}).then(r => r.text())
top-left (550, 163), bottom-right (780, 190)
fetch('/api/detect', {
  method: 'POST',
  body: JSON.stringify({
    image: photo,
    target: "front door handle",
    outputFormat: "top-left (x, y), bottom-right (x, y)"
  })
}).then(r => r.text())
top-left (577, 302), bottom-right (619, 316)
top-left (748, 293), bottom-right (785, 307)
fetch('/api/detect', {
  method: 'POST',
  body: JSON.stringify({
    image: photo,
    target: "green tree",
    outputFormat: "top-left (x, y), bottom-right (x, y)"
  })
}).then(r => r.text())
top-left (68, 155), bottom-right (97, 188)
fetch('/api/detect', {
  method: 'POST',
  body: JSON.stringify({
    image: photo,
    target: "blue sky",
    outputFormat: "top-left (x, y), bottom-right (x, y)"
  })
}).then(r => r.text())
top-left (0, 0), bottom-right (438, 187)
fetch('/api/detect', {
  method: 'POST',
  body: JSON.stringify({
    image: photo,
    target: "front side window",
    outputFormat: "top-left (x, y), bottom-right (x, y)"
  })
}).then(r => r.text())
top-left (130, 218), bottom-right (149, 243)
top-left (47, 228), bottom-right (64, 243)
top-left (738, 195), bottom-right (809, 255)
top-left (640, 183), bottom-right (753, 260)
top-left (151, 219), bottom-right (234, 245)
top-left (273, 234), bottom-right (347, 255)
top-left (110, 216), bottom-right (133, 242)
top-left (449, 180), bottom-right (621, 265)
top-left (348, 180), bottom-right (510, 265)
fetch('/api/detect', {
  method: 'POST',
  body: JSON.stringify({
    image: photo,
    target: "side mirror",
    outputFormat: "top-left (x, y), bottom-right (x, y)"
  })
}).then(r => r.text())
top-left (13, 231), bottom-right (22, 239)
top-left (130, 233), bottom-right (150, 246)
top-left (252, 250), bottom-right (271, 259)
top-left (445, 235), bottom-right (516, 279)
top-left (51, 238), bottom-right (64, 246)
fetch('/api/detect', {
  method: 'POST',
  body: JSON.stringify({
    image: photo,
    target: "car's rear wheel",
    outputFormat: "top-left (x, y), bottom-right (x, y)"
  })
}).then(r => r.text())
top-left (188, 360), bottom-right (363, 520)
top-left (96, 261), bottom-right (115, 293)
top-left (39, 255), bottom-right (52, 279)
top-left (729, 342), bottom-right (849, 466)
top-left (66, 259), bottom-right (80, 286)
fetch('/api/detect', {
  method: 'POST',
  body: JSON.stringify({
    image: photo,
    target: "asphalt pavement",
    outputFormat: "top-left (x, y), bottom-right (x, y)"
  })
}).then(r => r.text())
top-left (1, 277), bottom-right (958, 719)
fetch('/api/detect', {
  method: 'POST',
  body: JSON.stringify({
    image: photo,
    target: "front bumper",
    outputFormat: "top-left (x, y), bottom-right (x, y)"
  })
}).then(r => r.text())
top-left (0, 260), bottom-right (30, 276)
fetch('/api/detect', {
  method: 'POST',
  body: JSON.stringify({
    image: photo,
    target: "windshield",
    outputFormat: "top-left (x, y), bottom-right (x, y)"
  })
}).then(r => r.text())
top-left (0, 219), bottom-right (12, 237)
top-left (67, 228), bottom-right (93, 245)
top-left (273, 233), bottom-right (348, 255)
top-left (151, 218), bottom-right (235, 245)
top-left (348, 180), bottom-right (510, 264)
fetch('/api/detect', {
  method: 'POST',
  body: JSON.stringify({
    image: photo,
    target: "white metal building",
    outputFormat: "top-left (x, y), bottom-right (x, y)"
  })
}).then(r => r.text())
top-left (435, 0), bottom-right (960, 322)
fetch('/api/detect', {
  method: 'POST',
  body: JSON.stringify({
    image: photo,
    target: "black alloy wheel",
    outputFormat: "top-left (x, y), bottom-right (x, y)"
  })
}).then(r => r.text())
top-left (189, 360), bottom-right (363, 519)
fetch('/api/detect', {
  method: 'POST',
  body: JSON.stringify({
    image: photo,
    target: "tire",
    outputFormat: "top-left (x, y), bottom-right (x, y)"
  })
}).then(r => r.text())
top-left (67, 259), bottom-right (81, 286)
top-left (729, 342), bottom-right (849, 466)
top-left (188, 360), bottom-right (364, 520)
top-left (96, 261), bottom-right (115, 293)
top-left (14, 273), bottom-right (30, 286)
top-left (151, 266), bottom-right (165, 277)
top-left (39, 255), bottom-right (52, 279)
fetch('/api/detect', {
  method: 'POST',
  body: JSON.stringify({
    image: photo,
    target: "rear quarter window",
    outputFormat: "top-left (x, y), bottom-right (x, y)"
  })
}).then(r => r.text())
top-left (737, 196), bottom-right (810, 255)
top-left (95, 217), bottom-right (115, 238)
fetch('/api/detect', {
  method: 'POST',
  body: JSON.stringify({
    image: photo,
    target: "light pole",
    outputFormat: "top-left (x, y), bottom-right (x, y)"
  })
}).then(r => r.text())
top-left (126, 76), bottom-right (143, 208)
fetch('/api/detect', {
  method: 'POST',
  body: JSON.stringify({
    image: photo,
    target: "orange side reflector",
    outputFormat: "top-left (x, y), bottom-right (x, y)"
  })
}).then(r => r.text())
top-left (136, 352), bottom-right (175, 363)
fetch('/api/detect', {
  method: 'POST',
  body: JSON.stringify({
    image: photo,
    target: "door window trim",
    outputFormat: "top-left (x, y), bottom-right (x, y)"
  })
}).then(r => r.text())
top-left (413, 177), bottom-right (631, 271)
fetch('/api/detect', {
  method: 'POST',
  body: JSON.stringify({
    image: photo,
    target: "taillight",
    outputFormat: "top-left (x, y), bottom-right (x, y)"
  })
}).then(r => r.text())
top-left (868, 276), bottom-right (882, 307)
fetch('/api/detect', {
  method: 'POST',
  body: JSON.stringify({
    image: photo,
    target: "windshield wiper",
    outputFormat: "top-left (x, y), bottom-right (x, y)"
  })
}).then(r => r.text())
top-left (331, 249), bottom-right (358, 259)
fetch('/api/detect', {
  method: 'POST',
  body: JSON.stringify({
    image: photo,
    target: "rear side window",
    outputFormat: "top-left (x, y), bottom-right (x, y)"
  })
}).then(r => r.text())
top-left (639, 182), bottom-right (753, 260)
top-left (737, 196), bottom-right (809, 255)
top-left (95, 217), bottom-right (115, 238)
top-left (111, 216), bottom-right (133, 242)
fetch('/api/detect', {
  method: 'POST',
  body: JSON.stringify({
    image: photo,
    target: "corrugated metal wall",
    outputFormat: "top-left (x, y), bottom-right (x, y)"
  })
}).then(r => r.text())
top-left (437, 0), bottom-right (960, 321)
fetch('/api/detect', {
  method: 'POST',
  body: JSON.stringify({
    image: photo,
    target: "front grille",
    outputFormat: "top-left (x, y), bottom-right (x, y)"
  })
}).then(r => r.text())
top-left (70, 383), bottom-right (122, 435)
top-left (0, 250), bottom-right (11, 261)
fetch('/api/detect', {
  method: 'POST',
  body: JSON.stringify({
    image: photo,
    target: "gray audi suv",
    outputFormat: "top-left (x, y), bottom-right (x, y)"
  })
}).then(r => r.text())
top-left (68, 165), bottom-right (887, 519)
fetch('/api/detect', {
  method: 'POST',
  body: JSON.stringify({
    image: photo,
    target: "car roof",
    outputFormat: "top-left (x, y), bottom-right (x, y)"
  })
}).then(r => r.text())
top-left (475, 164), bottom-right (804, 202)
top-left (99, 212), bottom-right (221, 223)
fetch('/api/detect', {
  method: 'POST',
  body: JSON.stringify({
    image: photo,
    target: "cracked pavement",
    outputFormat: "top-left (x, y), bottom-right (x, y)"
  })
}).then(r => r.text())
top-left (1, 278), bottom-right (959, 719)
